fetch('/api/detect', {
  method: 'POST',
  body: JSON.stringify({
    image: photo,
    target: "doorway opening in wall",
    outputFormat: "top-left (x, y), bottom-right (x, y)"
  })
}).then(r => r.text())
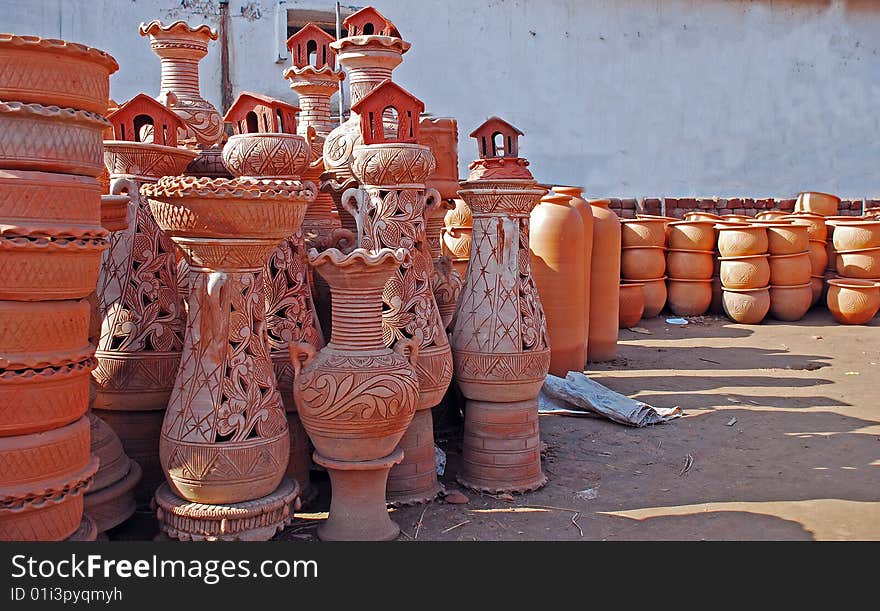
top-left (287, 6), bottom-right (361, 121)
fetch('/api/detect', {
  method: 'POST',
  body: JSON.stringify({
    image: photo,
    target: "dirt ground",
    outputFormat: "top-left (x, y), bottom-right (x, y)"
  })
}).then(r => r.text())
top-left (280, 308), bottom-right (880, 541)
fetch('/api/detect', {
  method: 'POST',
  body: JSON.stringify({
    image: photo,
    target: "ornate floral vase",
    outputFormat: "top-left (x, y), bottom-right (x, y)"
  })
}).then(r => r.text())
top-left (292, 247), bottom-right (418, 540)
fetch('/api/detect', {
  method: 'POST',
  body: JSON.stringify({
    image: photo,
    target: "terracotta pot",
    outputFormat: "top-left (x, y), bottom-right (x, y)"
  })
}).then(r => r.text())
top-left (667, 220), bottom-right (716, 251)
top-left (618, 283), bottom-right (644, 328)
top-left (554, 186), bottom-right (595, 356)
top-left (588, 199), bottom-right (621, 361)
top-left (795, 191), bottom-right (841, 216)
top-left (620, 218), bottom-right (667, 247)
top-left (769, 283), bottom-right (813, 321)
top-left (0, 299), bottom-right (92, 370)
top-left (831, 220), bottom-right (880, 251)
top-left (763, 223), bottom-right (810, 255)
top-left (810, 275), bottom-right (824, 306)
top-left (103, 141), bottom-right (198, 180)
top-left (222, 133), bottom-right (312, 179)
top-left (100, 194), bottom-right (130, 233)
top-left (710, 276), bottom-right (725, 314)
top-left (826, 278), bottom-right (880, 324)
top-left (719, 254), bottom-right (771, 289)
top-left (722, 287), bottom-right (771, 324)
top-left (667, 278), bottom-right (712, 316)
top-left (722, 214), bottom-right (752, 222)
top-left (624, 276), bottom-right (666, 318)
top-left (0, 170), bottom-right (102, 237)
top-left (292, 248), bottom-right (418, 541)
top-left (0, 235), bottom-right (108, 301)
top-left (808, 240), bottom-right (829, 276)
top-left (684, 211), bottom-right (722, 221)
top-left (769, 252), bottom-right (812, 286)
top-left (441, 198), bottom-right (473, 279)
top-left (835, 247), bottom-right (880, 279)
top-left (716, 225), bottom-right (768, 257)
top-left (0, 34), bottom-right (118, 114)
top-left (621, 246), bottom-right (666, 280)
top-left (666, 249), bottom-right (714, 280)
top-left (756, 210), bottom-right (789, 221)
top-left (784, 213), bottom-right (827, 242)
top-left (0, 101), bottom-right (109, 177)
top-left (531, 194), bottom-right (587, 376)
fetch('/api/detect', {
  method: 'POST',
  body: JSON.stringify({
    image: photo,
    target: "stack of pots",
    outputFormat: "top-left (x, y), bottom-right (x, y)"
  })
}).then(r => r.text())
top-left (620, 218), bottom-right (667, 318)
top-left (716, 224), bottom-right (771, 323)
top-left (665, 220), bottom-right (716, 316)
top-left (0, 35), bottom-right (118, 540)
top-left (826, 219), bottom-right (880, 323)
top-left (783, 213), bottom-right (828, 306)
top-left (762, 222), bottom-right (813, 321)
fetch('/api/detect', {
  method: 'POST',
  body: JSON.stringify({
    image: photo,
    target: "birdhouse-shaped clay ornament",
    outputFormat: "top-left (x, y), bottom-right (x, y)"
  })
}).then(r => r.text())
top-left (469, 116), bottom-right (523, 159)
top-left (286, 23), bottom-right (337, 70)
top-left (343, 6), bottom-right (400, 37)
top-left (106, 93), bottom-right (184, 147)
top-left (223, 92), bottom-right (300, 135)
top-left (350, 79), bottom-right (424, 145)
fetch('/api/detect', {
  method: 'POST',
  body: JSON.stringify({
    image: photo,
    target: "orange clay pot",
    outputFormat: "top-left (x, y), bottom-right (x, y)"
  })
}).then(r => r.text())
top-left (666, 278), bottom-right (712, 316)
top-left (769, 252), bottom-right (812, 286)
top-left (624, 276), bottom-right (666, 318)
top-left (831, 220), bottom-right (880, 251)
top-left (769, 283), bottom-right (813, 321)
top-left (684, 211), bottom-right (722, 221)
top-left (808, 240), bottom-right (828, 275)
top-left (716, 225), bottom-right (768, 257)
top-left (621, 245), bottom-right (666, 280)
top-left (618, 283), bottom-right (644, 328)
top-left (0, 235), bottom-right (108, 301)
top-left (810, 275), bottom-right (824, 306)
top-left (554, 186), bottom-right (594, 358)
top-left (719, 254), bottom-right (770, 289)
top-left (667, 221), bottom-right (716, 251)
top-left (0, 170), bottom-right (102, 237)
top-left (588, 199), bottom-right (621, 361)
top-left (722, 287), bottom-right (771, 324)
top-left (756, 210), bottom-right (789, 221)
top-left (666, 249), bottom-right (714, 280)
top-left (826, 278), bottom-right (880, 324)
top-left (795, 191), bottom-right (841, 216)
top-left (763, 223), bottom-right (810, 255)
top-left (0, 299), bottom-right (92, 370)
top-left (835, 247), bottom-right (880, 279)
top-left (620, 218), bottom-right (667, 248)
top-left (722, 214), bottom-right (752, 222)
top-left (784, 213), bottom-right (827, 242)
top-left (531, 194), bottom-right (587, 375)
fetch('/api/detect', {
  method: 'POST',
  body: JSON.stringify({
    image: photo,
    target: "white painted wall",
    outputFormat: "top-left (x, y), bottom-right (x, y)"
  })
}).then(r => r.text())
top-left (3, 0), bottom-right (880, 198)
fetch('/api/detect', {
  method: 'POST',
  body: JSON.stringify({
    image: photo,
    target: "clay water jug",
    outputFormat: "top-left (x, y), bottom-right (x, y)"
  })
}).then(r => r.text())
top-left (587, 198), bottom-right (621, 361)
top-left (553, 185), bottom-right (594, 357)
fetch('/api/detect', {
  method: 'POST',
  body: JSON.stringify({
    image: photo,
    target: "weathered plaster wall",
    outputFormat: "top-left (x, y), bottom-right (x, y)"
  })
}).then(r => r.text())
top-left (4, 0), bottom-right (879, 198)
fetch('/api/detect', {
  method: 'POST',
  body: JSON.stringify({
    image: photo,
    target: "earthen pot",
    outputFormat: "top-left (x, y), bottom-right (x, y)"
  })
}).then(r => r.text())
top-left (620, 218), bottom-right (667, 247)
top-left (684, 211), bottom-right (722, 222)
top-left (722, 287), bottom-right (771, 324)
top-left (618, 283), bottom-right (645, 328)
top-left (100, 194), bottom-right (130, 233)
top-left (831, 220), bottom-right (880, 251)
top-left (808, 240), bottom-right (829, 275)
top-left (667, 278), bottom-right (712, 316)
top-left (667, 220), bottom-right (716, 251)
top-left (722, 214), bottom-right (752, 222)
top-left (784, 213), bottom-right (827, 242)
top-left (554, 186), bottom-right (594, 357)
top-left (835, 247), bottom-right (880, 279)
top-left (756, 210), bottom-right (789, 221)
top-left (716, 225), bottom-right (768, 257)
top-left (587, 199), bottom-right (621, 361)
top-left (635, 214), bottom-right (677, 240)
top-left (719, 254), bottom-right (770, 289)
top-left (0, 299), bottom-right (92, 371)
top-left (769, 283), bottom-right (813, 321)
top-left (810, 275), bottom-right (824, 306)
top-left (0, 170), bottom-right (102, 237)
top-left (222, 133), bottom-right (311, 179)
top-left (666, 249), bottom-right (714, 280)
top-left (769, 252), bottom-right (812, 286)
top-left (826, 278), bottom-right (880, 324)
top-left (763, 223), bottom-right (810, 255)
top-left (624, 277), bottom-right (666, 318)
top-left (795, 191), bottom-right (840, 217)
top-left (621, 246), bottom-right (666, 280)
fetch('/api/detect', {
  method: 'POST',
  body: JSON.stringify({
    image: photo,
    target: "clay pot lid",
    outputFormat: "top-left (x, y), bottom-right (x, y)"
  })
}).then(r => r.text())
top-left (0, 100), bottom-right (110, 128)
top-left (667, 277), bottom-right (713, 283)
top-left (0, 33), bottom-right (119, 73)
top-left (827, 277), bottom-right (880, 288)
top-left (138, 20), bottom-right (219, 40)
top-left (833, 245), bottom-right (880, 254)
top-left (666, 248), bottom-right (715, 254)
top-left (769, 282), bottom-right (812, 289)
top-left (717, 253), bottom-right (770, 261)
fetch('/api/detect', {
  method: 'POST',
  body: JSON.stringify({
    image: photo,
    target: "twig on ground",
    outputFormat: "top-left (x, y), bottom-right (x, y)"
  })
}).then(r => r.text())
top-left (413, 504), bottom-right (429, 540)
top-left (679, 453), bottom-right (694, 476)
top-left (441, 520), bottom-right (470, 534)
top-left (569, 512), bottom-right (584, 537)
top-left (699, 357), bottom-right (721, 365)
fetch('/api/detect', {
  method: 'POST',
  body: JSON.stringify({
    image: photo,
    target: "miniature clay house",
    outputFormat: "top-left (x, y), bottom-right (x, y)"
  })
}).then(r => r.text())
top-left (344, 6), bottom-right (400, 37)
top-left (470, 116), bottom-right (523, 158)
top-left (223, 91), bottom-right (299, 135)
top-left (287, 22), bottom-right (337, 70)
top-left (350, 79), bottom-right (423, 145)
top-left (106, 93), bottom-right (183, 147)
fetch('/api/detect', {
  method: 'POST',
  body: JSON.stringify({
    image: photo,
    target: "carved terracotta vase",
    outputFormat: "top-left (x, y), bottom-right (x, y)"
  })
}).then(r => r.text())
top-left (587, 199), bottom-right (621, 361)
top-left (346, 142), bottom-right (453, 504)
top-left (291, 247), bottom-right (418, 540)
top-left (441, 198), bottom-right (473, 279)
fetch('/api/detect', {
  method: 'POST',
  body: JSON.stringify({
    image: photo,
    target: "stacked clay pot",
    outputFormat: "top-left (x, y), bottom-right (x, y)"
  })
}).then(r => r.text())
top-left (0, 34), bottom-right (118, 540)
top-left (618, 283), bottom-right (644, 328)
top-left (716, 224), bottom-right (771, 324)
top-left (665, 220), bottom-right (715, 316)
top-left (826, 220), bottom-right (880, 323)
top-left (826, 278), bottom-right (880, 324)
top-left (620, 218), bottom-right (667, 318)
top-left (783, 213), bottom-right (828, 306)
top-left (762, 222), bottom-right (812, 321)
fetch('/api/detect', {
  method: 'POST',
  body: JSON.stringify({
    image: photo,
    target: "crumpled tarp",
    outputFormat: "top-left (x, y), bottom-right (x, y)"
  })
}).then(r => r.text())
top-left (538, 372), bottom-right (682, 427)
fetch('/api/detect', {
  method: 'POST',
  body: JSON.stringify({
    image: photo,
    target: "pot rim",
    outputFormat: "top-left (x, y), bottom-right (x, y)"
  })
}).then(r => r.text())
top-left (769, 282), bottom-right (813, 290)
top-left (808, 239), bottom-right (827, 244)
top-left (721, 286), bottom-right (771, 294)
top-left (715, 223), bottom-right (765, 231)
top-left (620, 218), bottom-right (669, 225)
top-left (834, 246), bottom-right (880, 255)
top-left (622, 276), bottom-right (667, 283)
top-left (798, 191), bottom-right (841, 202)
top-left (758, 223), bottom-right (807, 230)
top-left (635, 214), bottom-right (677, 221)
top-left (827, 220), bottom-right (880, 228)
top-left (811, 274), bottom-right (826, 279)
top-left (668, 220), bottom-right (717, 227)
top-left (621, 245), bottom-right (667, 251)
top-left (666, 248), bottom-right (715, 255)
top-left (768, 252), bottom-right (810, 260)
top-left (667, 277), bottom-right (713, 284)
top-left (717, 254), bottom-right (770, 261)
top-left (827, 278), bottom-right (880, 289)
top-left (619, 282), bottom-right (645, 288)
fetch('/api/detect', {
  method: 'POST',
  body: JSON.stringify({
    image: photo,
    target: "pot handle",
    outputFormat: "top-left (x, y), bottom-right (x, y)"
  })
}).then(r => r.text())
top-left (290, 341), bottom-right (317, 378)
top-left (424, 188), bottom-right (444, 215)
top-left (341, 186), bottom-right (365, 243)
top-left (394, 337), bottom-right (419, 369)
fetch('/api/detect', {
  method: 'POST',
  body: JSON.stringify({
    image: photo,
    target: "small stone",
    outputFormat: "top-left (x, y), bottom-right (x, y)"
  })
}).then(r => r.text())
top-left (444, 491), bottom-right (469, 504)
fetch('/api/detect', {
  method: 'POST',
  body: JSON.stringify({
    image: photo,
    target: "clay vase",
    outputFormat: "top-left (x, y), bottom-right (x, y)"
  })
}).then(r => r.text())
top-left (722, 287), bottom-right (771, 324)
top-left (441, 198), bottom-right (473, 279)
top-left (138, 21), bottom-right (223, 147)
top-left (143, 176), bottom-right (316, 504)
top-left (769, 252), bottom-right (812, 286)
top-left (618, 283), bottom-right (645, 328)
top-left (826, 278), bottom-right (880, 324)
top-left (832, 221), bottom-right (880, 251)
top-left (553, 185), bottom-right (594, 357)
top-left (716, 225), bottom-right (768, 257)
top-left (620, 218), bottom-right (667, 247)
top-left (719, 254), bottom-right (771, 289)
top-left (291, 248), bottom-right (418, 541)
top-left (764, 224), bottom-right (810, 255)
top-left (621, 246), bottom-right (666, 280)
top-left (667, 278), bottom-right (712, 316)
top-left (667, 221), bottom-right (716, 251)
top-left (795, 191), bottom-right (840, 217)
top-left (666, 249), bottom-right (714, 280)
top-left (808, 240), bottom-right (829, 276)
top-left (347, 142), bottom-right (452, 504)
top-left (588, 199), bottom-right (621, 359)
top-left (625, 276), bottom-right (666, 318)
top-left (835, 247), bottom-right (880, 279)
top-left (684, 212), bottom-right (722, 222)
top-left (769, 283), bottom-right (813, 321)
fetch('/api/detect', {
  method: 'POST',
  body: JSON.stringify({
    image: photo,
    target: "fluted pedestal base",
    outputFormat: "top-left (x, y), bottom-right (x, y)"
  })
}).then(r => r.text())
top-left (457, 399), bottom-right (547, 494)
top-left (386, 410), bottom-right (443, 506)
top-left (154, 478), bottom-right (300, 542)
top-left (314, 450), bottom-right (403, 541)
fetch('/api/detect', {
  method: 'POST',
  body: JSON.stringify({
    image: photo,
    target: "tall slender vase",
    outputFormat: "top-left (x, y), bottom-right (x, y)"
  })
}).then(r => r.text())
top-left (587, 199), bottom-right (621, 362)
